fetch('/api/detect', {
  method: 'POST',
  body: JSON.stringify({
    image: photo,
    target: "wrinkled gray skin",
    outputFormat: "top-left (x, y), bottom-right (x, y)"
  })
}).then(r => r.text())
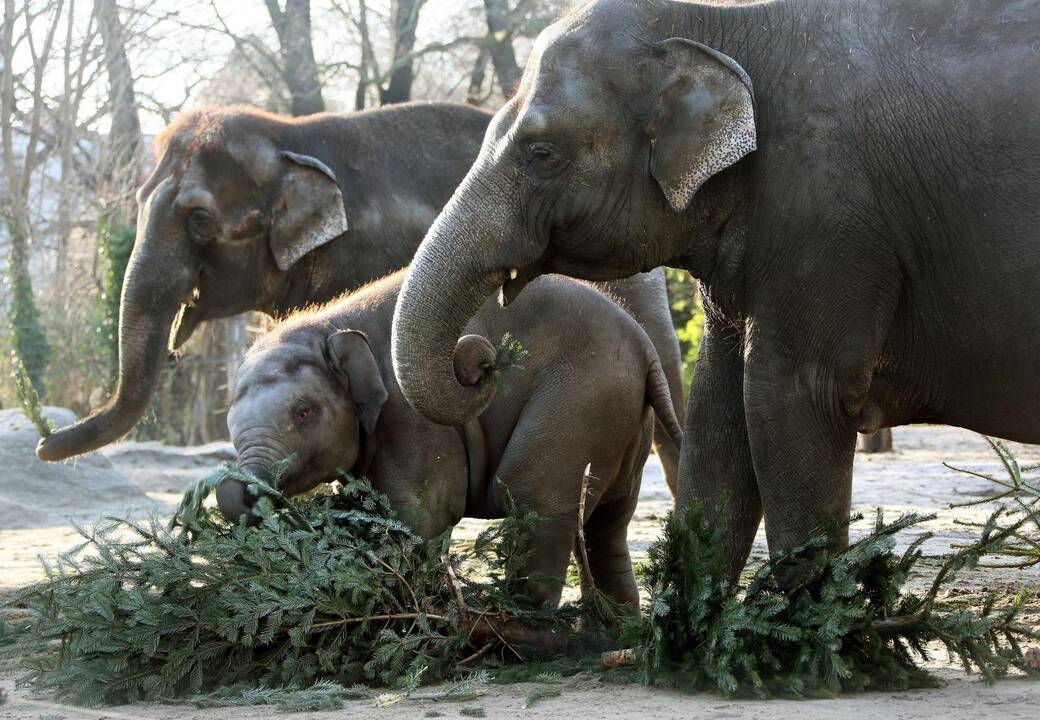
top-left (35, 103), bottom-right (683, 494)
top-left (392, 0), bottom-right (1040, 576)
top-left (221, 271), bottom-right (683, 608)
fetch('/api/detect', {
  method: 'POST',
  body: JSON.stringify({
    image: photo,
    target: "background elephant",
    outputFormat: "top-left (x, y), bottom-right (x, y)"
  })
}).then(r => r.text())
top-left (391, 0), bottom-right (1040, 574)
top-left (219, 270), bottom-right (683, 608)
top-left (35, 103), bottom-right (684, 492)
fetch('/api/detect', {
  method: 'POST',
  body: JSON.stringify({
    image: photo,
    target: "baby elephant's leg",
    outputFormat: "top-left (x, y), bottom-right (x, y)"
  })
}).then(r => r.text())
top-left (491, 426), bottom-right (587, 610)
top-left (582, 498), bottom-right (641, 609)
top-left (523, 517), bottom-right (580, 609)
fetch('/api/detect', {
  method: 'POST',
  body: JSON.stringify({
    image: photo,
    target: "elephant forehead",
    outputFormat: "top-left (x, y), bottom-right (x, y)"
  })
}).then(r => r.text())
top-left (518, 6), bottom-right (652, 123)
top-left (234, 349), bottom-right (328, 399)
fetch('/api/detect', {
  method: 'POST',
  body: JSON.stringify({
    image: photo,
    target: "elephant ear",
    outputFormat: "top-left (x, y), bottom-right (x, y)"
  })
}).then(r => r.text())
top-left (325, 329), bottom-right (388, 435)
top-left (648, 38), bottom-right (757, 213)
top-left (269, 151), bottom-right (349, 271)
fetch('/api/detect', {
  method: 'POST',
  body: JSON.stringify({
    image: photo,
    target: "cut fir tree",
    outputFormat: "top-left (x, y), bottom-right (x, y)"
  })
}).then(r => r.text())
top-left (14, 466), bottom-right (616, 706)
top-left (627, 500), bottom-right (1040, 698)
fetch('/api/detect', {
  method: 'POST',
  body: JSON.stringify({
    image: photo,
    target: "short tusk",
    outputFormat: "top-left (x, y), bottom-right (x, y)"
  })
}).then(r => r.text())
top-left (509, 268), bottom-right (518, 280)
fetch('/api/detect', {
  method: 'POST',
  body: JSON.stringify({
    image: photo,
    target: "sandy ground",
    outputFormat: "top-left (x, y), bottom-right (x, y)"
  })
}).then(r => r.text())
top-left (2, 425), bottom-right (1039, 718)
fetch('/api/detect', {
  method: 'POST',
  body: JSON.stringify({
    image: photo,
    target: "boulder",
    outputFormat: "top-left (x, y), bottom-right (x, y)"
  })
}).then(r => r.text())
top-left (0, 408), bottom-right (156, 530)
top-left (102, 440), bottom-right (234, 494)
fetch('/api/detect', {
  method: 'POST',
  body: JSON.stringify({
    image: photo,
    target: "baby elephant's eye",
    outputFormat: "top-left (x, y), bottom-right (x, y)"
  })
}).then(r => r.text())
top-left (294, 405), bottom-right (315, 423)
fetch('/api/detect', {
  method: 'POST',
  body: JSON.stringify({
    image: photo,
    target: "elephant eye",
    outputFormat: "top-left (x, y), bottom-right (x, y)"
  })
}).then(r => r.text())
top-left (187, 209), bottom-right (219, 243)
top-left (525, 141), bottom-right (566, 179)
top-left (527, 142), bottom-right (555, 163)
top-left (294, 405), bottom-right (315, 423)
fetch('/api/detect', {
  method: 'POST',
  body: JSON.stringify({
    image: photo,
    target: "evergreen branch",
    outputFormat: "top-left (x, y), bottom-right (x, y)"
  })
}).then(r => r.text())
top-left (10, 349), bottom-right (51, 437)
top-left (15, 463), bottom-right (613, 706)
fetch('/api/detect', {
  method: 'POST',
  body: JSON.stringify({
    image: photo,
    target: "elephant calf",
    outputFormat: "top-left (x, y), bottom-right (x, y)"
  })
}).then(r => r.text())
top-left (218, 270), bottom-right (682, 609)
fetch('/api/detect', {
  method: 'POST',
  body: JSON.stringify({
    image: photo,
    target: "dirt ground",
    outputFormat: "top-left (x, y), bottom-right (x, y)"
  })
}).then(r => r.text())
top-left (2, 425), bottom-right (1039, 719)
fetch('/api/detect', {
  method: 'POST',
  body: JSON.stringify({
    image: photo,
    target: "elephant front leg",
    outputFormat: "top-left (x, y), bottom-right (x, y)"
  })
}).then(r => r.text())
top-left (677, 315), bottom-right (762, 578)
top-left (743, 350), bottom-right (857, 559)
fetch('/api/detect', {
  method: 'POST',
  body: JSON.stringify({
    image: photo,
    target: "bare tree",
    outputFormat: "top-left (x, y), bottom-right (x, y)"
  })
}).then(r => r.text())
top-left (95, 0), bottom-right (144, 224)
top-left (263, 0), bottom-right (325, 115)
top-left (379, 0), bottom-right (425, 104)
top-left (1, 0), bottom-right (65, 395)
top-left (465, 0), bottom-right (558, 105)
top-left (481, 0), bottom-right (521, 97)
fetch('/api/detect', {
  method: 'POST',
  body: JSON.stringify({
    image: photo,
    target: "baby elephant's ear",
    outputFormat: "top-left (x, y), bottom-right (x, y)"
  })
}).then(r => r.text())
top-left (648, 38), bottom-right (757, 212)
top-left (325, 330), bottom-right (388, 435)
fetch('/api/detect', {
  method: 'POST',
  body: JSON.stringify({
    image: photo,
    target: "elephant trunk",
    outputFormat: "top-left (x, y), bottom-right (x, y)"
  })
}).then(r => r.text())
top-left (36, 179), bottom-right (194, 461)
top-left (216, 475), bottom-right (259, 525)
top-left (392, 179), bottom-right (532, 426)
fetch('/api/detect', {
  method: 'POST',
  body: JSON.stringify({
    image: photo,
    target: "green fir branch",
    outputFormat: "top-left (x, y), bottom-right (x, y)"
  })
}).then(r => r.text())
top-left (629, 499), bottom-right (1040, 698)
top-left (10, 350), bottom-right (51, 437)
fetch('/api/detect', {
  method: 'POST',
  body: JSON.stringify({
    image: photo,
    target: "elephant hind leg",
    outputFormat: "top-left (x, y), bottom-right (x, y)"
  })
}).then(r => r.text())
top-left (580, 498), bottom-right (641, 610)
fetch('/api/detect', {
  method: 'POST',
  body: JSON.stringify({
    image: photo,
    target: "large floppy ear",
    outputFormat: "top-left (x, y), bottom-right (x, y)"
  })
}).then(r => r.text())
top-left (325, 329), bottom-right (388, 435)
top-left (648, 38), bottom-right (757, 213)
top-left (269, 151), bottom-right (349, 271)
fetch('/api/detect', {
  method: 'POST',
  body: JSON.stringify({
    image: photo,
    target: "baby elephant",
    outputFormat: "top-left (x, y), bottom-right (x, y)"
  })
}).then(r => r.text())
top-left (218, 270), bottom-right (682, 608)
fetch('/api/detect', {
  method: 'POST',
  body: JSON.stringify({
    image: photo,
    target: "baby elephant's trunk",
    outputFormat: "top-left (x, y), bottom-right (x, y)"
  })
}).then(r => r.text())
top-left (216, 465), bottom-right (265, 525)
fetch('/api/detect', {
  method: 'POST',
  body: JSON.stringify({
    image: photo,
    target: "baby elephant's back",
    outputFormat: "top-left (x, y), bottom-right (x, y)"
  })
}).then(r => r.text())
top-left (471, 275), bottom-right (659, 490)
top-left (473, 274), bottom-right (659, 385)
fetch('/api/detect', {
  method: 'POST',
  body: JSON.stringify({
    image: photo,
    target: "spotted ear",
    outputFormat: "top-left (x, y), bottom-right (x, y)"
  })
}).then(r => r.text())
top-left (325, 330), bottom-right (388, 435)
top-left (648, 39), bottom-right (757, 213)
top-left (269, 151), bottom-right (349, 271)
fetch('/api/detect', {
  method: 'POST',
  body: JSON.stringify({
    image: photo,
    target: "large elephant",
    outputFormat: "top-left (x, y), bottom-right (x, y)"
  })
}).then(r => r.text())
top-left (35, 102), bottom-right (683, 490)
top-left (392, 0), bottom-right (1040, 574)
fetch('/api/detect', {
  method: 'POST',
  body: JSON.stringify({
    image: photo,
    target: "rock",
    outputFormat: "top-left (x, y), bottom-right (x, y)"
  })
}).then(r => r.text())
top-left (102, 440), bottom-right (234, 494)
top-left (0, 407), bottom-right (156, 530)
top-left (102, 440), bottom-right (236, 466)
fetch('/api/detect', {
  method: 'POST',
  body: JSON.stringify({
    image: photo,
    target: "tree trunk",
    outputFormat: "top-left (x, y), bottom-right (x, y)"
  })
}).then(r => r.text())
top-left (466, 47), bottom-right (490, 104)
top-left (482, 0), bottom-right (521, 98)
top-left (264, 0), bottom-right (325, 116)
top-left (95, 0), bottom-right (143, 223)
top-left (380, 0), bottom-right (426, 105)
top-left (1, 0), bottom-right (52, 397)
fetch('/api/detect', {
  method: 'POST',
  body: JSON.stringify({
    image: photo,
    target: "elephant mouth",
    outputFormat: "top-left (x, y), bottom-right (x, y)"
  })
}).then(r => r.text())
top-left (171, 286), bottom-right (203, 350)
top-left (278, 473), bottom-right (333, 499)
top-left (499, 263), bottom-right (542, 307)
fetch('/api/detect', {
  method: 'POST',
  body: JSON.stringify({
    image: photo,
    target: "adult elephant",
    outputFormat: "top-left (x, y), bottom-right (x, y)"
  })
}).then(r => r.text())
top-left (35, 102), bottom-right (684, 489)
top-left (392, 0), bottom-right (1040, 574)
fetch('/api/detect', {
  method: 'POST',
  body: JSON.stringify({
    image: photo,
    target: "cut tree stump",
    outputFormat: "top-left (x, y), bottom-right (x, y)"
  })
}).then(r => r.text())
top-left (858, 428), bottom-right (893, 453)
top-left (1025, 646), bottom-right (1040, 670)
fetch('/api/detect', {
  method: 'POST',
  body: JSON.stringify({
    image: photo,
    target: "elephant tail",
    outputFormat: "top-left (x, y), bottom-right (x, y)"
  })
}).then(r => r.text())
top-left (646, 358), bottom-right (684, 450)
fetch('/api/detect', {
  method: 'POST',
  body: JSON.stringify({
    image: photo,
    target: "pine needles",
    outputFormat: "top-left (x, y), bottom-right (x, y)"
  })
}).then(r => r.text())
top-left (947, 437), bottom-right (1040, 569)
top-left (17, 472), bottom-right (466, 705)
top-left (10, 350), bottom-right (51, 437)
top-left (14, 466), bottom-right (612, 706)
top-left (493, 333), bottom-right (529, 376)
top-left (13, 437), bottom-right (1040, 707)
top-left (632, 501), bottom-right (1040, 698)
